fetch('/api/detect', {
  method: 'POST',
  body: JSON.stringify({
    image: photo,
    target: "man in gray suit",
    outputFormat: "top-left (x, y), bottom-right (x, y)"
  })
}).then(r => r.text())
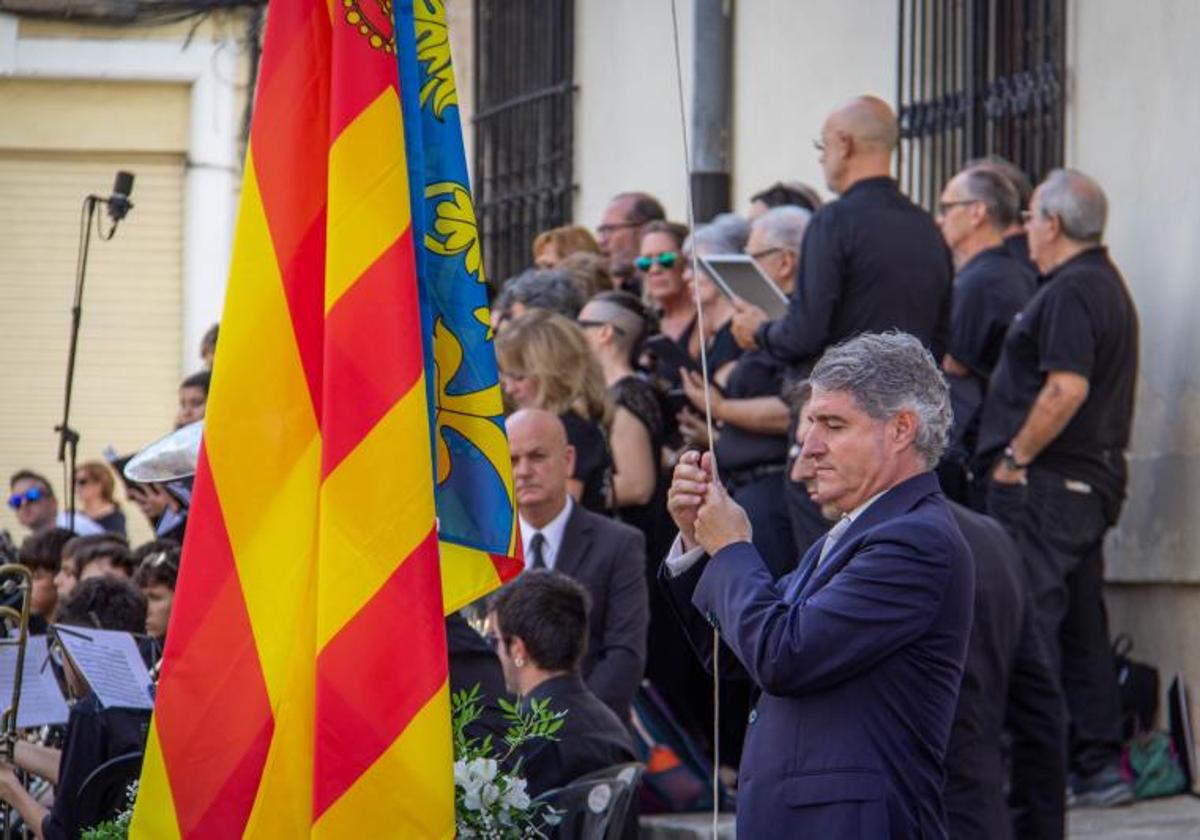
top-left (506, 409), bottom-right (649, 721)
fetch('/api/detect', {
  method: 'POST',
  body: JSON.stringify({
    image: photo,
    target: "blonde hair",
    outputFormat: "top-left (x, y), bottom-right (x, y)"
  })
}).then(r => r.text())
top-left (75, 460), bottom-right (118, 507)
top-left (532, 225), bottom-right (600, 264)
top-left (495, 309), bottom-right (610, 424)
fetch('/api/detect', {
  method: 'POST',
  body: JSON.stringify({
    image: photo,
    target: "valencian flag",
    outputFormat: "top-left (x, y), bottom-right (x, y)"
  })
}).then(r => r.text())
top-left (131, 0), bottom-right (520, 836)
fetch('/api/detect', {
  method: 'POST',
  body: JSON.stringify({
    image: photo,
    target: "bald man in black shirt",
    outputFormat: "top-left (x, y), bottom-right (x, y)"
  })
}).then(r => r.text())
top-left (730, 95), bottom-right (953, 553)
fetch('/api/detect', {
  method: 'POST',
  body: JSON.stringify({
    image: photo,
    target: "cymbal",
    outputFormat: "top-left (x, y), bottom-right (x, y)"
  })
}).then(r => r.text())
top-left (124, 420), bottom-right (203, 483)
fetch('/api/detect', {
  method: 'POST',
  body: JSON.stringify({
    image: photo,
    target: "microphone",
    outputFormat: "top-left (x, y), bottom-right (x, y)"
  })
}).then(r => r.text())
top-left (106, 171), bottom-right (135, 222)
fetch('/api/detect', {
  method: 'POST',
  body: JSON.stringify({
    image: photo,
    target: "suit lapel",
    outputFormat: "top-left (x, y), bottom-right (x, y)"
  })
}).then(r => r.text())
top-left (783, 540), bottom-right (826, 602)
top-left (795, 472), bottom-right (943, 600)
top-left (555, 502), bottom-right (593, 578)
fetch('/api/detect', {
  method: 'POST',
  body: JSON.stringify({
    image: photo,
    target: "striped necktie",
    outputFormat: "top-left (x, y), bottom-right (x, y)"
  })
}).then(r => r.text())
top-left (817, 516), bottom-right (852, 568)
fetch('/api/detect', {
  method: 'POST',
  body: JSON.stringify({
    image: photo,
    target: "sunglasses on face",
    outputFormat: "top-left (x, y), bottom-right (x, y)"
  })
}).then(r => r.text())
top-left (577, 319), bottom-right (627, 336)
top-left (7, 487), bottom-right (45, 510)
top-left (635, 251), bottom-right (679, 271)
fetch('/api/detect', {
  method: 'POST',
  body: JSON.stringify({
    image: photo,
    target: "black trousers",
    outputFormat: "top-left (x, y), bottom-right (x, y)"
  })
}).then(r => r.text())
top-left (987, 467), bottom-right (1124, 777)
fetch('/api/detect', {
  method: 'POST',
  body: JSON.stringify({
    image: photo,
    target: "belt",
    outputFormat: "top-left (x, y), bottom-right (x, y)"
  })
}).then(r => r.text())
top-left (724, 462), bottom-right (786, 488)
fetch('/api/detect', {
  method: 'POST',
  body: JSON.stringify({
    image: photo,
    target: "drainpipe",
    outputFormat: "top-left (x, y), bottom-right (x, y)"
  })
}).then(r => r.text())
top-left (690, 0), bottom-right (733, 223)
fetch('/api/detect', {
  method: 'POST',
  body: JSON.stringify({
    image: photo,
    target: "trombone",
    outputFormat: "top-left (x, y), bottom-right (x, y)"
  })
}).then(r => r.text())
top-left (0, 564), bottom-right (32, 840)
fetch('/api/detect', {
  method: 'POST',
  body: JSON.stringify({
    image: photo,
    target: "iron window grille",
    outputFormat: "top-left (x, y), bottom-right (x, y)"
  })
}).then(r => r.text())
top-left (472, 0), bottom-right (575, 288)
top-left (896, 0), bottom-right (1067, 210)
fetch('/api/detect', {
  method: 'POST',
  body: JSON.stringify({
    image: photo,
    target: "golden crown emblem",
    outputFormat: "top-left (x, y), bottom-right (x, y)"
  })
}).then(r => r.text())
top-left (342, 0), bottom-right (396, 54)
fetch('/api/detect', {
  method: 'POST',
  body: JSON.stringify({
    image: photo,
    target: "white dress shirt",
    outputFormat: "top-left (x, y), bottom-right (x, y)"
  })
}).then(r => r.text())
top-left (519, 496), bottom-right (575, 571)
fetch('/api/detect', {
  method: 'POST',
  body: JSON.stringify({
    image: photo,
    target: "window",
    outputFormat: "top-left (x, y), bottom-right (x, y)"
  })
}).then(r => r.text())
top-left (896, 0), bottom-right (1067, 209)
top-left (473, 0), bottom-right (575, 287)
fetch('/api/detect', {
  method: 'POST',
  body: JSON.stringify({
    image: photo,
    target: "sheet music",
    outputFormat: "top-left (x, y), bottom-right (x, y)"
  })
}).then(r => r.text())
top-left (53, 626), bottom-right (154, 711)
top-left (0, 637), bottom-right (70, 728)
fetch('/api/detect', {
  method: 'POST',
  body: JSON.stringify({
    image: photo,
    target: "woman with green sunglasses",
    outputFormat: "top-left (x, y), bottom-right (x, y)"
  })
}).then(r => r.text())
top-left (637, 221), bottom-right (694, 344)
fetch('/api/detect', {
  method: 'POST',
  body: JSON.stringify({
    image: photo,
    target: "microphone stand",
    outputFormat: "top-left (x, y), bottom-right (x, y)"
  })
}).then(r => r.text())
top-left (56, 194), bottom-right (125, 531)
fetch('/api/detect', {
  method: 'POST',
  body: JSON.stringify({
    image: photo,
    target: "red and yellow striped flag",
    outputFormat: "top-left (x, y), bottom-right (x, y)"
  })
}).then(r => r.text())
top-left (132, 2), bottom-right (462, 836)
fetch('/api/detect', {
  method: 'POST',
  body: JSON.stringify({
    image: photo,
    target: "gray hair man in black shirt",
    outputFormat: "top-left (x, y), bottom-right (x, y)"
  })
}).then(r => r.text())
top-left (936, 167), bottom-right (1037, 503)
top-left (728, 95), bottom-right (954, 554)
top-left (966, 155), bottom-right (1038, 274)
top-left (977, 168), bottom-right (1139, 808)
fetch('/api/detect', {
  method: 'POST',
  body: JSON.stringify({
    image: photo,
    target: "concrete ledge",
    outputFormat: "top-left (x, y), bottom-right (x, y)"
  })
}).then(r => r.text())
top-left (1068, 795), bottom-right (1200, 838)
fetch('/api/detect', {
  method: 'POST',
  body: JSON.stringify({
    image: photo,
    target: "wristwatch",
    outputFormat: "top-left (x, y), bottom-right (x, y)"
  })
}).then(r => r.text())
top-left (1003, 445), bottom-right (1031, 471)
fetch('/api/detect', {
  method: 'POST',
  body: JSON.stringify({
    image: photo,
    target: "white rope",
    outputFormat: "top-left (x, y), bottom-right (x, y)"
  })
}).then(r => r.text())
top-left (669, 0), bottom-right (719, 479)
top-left (669, 2), bottom-right (721, 835)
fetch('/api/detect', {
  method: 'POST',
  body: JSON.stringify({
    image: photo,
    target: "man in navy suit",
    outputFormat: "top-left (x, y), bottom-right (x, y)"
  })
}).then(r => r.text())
top-left (663, 332), bottom-right (974, 838)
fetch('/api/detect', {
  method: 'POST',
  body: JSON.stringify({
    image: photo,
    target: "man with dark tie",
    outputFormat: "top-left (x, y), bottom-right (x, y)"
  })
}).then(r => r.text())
top-left (506, 409), bottom-right (648, 721)
top-left (661, 332), bottom-right (973, 838)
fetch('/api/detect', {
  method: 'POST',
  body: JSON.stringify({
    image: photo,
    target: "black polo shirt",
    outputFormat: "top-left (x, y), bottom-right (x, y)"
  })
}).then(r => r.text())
top-left (756, 176), bottom-right (953, 379)
top-left (976, 247), bottom-right (1139, 513)
top-left (1003, 231), bottom-right (1039, 277)
top-left (946, 244), bottom-right (1036, 459)
top-left (714, 349), bottom-right (788, 472)
top-left (950, 244), bottom-right (1037, 379)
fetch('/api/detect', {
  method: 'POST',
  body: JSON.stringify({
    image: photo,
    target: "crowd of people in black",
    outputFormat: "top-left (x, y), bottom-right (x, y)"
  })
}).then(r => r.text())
top-left (0, 92), bottom-right (1142, 837)
top-left (467, 93), bottom-right (1140, 836)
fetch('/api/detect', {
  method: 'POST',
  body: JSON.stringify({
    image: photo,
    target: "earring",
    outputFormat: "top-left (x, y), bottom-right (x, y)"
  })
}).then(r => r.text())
top-left (514, 657), bottom-right (526, 667)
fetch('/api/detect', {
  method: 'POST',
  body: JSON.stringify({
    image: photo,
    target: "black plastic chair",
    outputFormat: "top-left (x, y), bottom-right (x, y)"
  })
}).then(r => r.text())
top-left (535, 776), bottom-right (633, 840)
top-left (76, 751), bottom-right (143, 829)
top-left (572, 762), bottom-right (645, 840)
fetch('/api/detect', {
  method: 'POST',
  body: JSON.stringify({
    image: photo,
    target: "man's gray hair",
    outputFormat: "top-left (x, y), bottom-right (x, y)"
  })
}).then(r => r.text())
top-left (808, 331), bottom-right (951, 469)
top-left (495, 268), bottom-right (585, 319)
top-left (686, 212), bottom-right (750, 255)
top-left (960, 168), bottom-right (1021, 229)
top-left (751, 205), bottom-right (811, 253)
top-left (965, 155), bottom-right (1032, 209)
top-left (1036, 168), bottom-right (1107, 243)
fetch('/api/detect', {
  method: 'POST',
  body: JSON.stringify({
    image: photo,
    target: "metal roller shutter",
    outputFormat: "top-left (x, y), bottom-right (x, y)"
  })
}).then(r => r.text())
top-left (0, 152), bottom-right (186, 547)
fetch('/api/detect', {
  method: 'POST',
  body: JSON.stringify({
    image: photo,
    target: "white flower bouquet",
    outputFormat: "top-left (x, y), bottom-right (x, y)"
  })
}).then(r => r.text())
top-left (452, 685), bottom-right (566, 839)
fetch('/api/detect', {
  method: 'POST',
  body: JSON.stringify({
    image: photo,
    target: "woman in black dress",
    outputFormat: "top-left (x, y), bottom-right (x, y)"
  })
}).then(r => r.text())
top-left (576, 291), bottom-right (715, 748)
top-left (496, 309), bottom-right (613, 513)
top-left (576, 291), bottom-right (668, 552)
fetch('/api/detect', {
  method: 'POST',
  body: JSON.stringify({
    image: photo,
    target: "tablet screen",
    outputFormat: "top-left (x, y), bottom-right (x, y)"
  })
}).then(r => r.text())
top-left (698, 254), bottom-right (790, 319)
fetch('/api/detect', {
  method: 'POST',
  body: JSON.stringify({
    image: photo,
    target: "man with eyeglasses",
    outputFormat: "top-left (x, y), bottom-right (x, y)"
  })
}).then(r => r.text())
top-left (730, 97), bottom-right (953, 559)
top-left (729, 95), bottom-right (951, 373)
top-left (7, 470), bottom-right (103, 537)
top-left (975, 169), bottom-right (1139, 809)
top-left (935, 167), bottom-right (1037, 505)
top-left (594, 191), bottom-right (665, 292)
top-left (964, 155), bottom-right (1038, 275)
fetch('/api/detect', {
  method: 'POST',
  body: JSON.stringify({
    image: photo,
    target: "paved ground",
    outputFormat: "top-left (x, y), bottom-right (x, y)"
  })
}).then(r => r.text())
top-left (642, 796), bottom-right (1200, 838)
top-left (1068, 795), bottom-right (1200, 838)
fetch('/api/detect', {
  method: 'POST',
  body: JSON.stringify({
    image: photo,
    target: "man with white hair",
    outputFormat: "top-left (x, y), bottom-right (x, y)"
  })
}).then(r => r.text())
top-left (977, 168), bottom-right (1139, 807)
top-left (663, 331), bottom-right (974, 837)
top-left (745, 205), bottom-right (809, 296)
